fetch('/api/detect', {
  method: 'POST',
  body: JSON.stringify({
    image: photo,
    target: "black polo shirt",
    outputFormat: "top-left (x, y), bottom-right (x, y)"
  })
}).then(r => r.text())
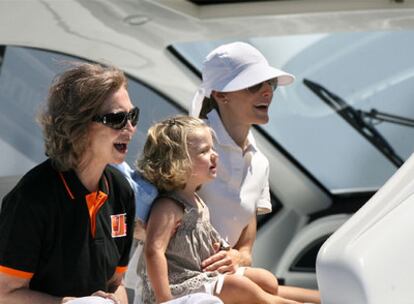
top-left (0, 159), bottom-right (135, 297)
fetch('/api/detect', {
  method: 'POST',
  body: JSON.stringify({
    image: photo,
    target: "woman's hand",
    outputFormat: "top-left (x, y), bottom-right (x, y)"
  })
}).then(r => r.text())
top-left (62, 297), bottom-right (76, 303)
top-left (62, 291), bottom-right (119, 304)
top-left (201, 242), bottom-right (241, 274)
top-left (91, 291), bottom-right (120, 303)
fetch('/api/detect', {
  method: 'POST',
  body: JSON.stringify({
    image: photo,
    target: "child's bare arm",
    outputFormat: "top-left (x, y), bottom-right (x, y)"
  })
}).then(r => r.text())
top-left (145, 198), bottom-right (183, 303)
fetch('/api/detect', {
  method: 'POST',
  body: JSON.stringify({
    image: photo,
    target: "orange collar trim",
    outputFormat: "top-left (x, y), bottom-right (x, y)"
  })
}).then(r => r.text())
top-left (59, 172), bottom-right (110, 200)
top-left (59, 172), bottom-right (75, 199)
top-left (58, 171), bottom-right (111, 237)
top-left (86, 191), bottom-right (108, 237)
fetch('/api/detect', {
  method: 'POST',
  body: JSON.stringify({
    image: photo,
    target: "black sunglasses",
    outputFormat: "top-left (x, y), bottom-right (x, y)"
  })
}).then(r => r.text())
top-left (92, 106), bottom-right (140, 130)
top-left (246, 78), bottom-right (278, 94)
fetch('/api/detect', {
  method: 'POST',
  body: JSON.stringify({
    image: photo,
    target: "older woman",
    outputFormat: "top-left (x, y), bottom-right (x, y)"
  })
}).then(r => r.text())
top-left (0, 63), bottom-right (137, 304)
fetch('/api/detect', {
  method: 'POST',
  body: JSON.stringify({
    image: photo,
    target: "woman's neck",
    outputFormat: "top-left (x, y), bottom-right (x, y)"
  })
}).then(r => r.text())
top-left (219, 110), bottom-right (250, 149)
top-left (75, 159), bottom-right (105, 193)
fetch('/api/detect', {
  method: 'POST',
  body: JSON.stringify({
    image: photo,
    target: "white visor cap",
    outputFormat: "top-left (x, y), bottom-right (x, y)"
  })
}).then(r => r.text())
top-left (190, 41), bottom-right (295, 117)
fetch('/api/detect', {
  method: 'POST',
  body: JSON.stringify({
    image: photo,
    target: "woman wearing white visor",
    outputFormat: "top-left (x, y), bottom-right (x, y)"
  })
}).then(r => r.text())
top-left (191, 42), bottom-right (319, 303)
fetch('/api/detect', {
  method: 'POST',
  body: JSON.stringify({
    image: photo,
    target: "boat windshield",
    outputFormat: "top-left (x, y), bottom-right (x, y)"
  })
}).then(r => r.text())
top-left (171, 30), bottom-right (414, 193)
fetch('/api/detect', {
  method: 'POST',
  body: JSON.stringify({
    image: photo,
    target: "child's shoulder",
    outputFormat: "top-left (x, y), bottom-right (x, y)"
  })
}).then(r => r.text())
top-left (157, 192), bottom-right (188, 206)
top-left (148, 195), bottom-right (185, 225)
top-left (152, 194), bottom-right (185, 212)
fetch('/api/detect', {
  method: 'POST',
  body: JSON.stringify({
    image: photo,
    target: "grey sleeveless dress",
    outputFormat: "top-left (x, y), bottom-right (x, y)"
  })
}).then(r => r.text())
top-left (138, 192), bottom-right (224, 303)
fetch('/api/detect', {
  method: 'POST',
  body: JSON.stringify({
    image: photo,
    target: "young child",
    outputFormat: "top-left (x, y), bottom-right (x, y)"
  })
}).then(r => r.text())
top-left (136, 116), bottom-right (320, 304)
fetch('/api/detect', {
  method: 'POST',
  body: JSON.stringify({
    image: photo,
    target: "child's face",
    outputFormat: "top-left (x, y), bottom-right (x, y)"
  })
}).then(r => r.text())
top-left (187, 127), bottom-right (218, 185)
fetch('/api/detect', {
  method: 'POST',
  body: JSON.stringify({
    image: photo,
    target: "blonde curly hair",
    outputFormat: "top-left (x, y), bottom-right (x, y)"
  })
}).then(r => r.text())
top-left (38, 62), bottom-right (127, 171)
top-left (137, 115), bottom-right (210, 192)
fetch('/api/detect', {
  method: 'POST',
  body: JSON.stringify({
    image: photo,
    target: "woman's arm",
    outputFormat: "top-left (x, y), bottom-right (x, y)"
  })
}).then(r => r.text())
top-left (107, 272), bottom-right (127, 304)
top-left (0, 273), bottom-right (68, 304)
top-left (0, 272), bottom-right (125, 304)
top-left (145, 198), bottom-right (183, 303)
top-left (233, 215), bottom-right (257, 266)
top-left (202, 216), bottom-right (257, 273)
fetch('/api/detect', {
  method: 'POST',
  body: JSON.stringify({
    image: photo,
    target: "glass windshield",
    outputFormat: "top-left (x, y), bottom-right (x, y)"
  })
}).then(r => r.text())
top-left (172, 30), bottom-right (414, 192)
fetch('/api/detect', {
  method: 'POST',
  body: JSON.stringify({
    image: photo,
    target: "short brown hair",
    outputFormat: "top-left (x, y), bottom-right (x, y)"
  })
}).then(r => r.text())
top-left (38, 62), bottom-right (127, 171)
top-left (199, 96), bottom-right (218, 119)
top-left (137, 115), bottom-right (210, 192)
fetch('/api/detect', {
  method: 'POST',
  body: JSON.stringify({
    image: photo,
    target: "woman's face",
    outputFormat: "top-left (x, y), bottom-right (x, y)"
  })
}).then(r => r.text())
top-left (221, 79), bottom-right (275, 126)
top-left (86, 86), bottom-right (137, 167)
top-left (187, 127), bottom-right (218, 186)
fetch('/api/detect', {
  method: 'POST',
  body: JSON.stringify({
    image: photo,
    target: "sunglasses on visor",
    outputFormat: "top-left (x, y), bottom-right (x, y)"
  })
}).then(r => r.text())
top-left (246, 78), bottom-right (278, 94)
top-left (92, 106), bottom-right (140, 130)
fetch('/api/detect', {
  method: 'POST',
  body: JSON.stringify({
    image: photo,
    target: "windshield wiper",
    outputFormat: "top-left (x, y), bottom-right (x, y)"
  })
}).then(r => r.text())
top-left (303, 78), bottom-right (414, 168)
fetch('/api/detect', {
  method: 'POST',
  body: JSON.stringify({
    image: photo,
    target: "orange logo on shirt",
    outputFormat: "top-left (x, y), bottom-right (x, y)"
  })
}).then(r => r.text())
top-left (111, 213), bottom-right (127, 238)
